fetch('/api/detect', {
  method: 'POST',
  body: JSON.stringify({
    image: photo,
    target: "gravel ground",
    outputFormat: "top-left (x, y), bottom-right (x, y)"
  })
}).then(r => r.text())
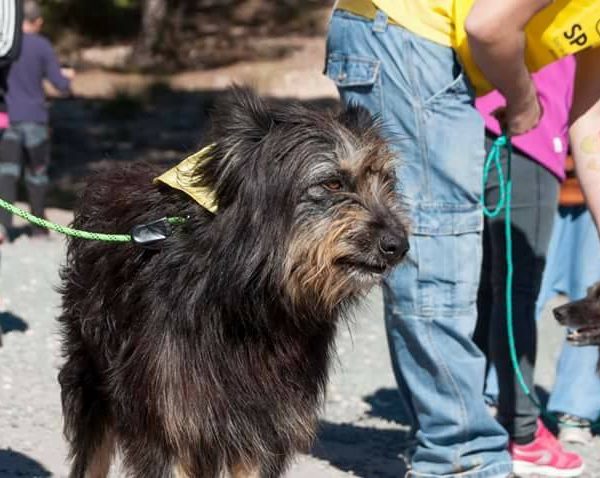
top-left (0, 207), bottom-right (599, 478)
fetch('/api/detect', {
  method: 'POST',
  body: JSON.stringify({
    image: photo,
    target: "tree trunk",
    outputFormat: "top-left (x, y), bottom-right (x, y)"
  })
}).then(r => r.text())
top-left (132, 0), bottom-right (168, 67)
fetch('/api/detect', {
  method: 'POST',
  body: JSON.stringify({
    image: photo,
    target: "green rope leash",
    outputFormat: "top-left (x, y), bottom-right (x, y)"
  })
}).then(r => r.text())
top-left (481, 135), bottom-right (509, 218)
top-left (483, 136), bottom-right (599, 430)
top-left (0, 197), bottom-right (186, 243)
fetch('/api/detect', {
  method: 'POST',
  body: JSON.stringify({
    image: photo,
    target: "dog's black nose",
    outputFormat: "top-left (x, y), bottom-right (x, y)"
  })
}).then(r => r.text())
top-left (553, 306), bottom-right (567, 325)
top-left (379, 233), bottom-right (410, 260)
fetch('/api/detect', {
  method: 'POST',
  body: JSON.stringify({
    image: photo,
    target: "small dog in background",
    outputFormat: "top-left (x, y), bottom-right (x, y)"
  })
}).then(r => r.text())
top-left (554, 282), bottom-right (600, 350)
top-left (58, 87), bottom-right (410, 478)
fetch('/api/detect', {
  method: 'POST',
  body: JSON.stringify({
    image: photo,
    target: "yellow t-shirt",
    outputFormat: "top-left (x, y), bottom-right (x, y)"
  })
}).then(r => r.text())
top-left (454, 0), bottom-right (600, 95)
top-left (373, 0), bottom-right (454, 47)
top-left (337, 0), bottom-right (600, 95)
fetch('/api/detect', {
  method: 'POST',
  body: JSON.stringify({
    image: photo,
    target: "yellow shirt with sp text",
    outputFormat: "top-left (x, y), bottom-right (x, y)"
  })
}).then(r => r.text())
top-left (338, 0), bottom-right (600, 95)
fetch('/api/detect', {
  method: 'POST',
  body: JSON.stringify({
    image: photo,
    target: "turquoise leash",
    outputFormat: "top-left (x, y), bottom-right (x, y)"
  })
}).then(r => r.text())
top-left (483, 136), bottom-right (598, 430)
top-left (483, 136), bottom-right (535, 405)
top-left (481, 135), bottom-right (510, 219)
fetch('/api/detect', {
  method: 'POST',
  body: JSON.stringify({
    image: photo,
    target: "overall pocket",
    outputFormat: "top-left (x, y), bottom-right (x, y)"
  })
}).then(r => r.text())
top-left (325, 53), bottom-right (383, 117)
top-left (405, 34), bottom-right (472, 108)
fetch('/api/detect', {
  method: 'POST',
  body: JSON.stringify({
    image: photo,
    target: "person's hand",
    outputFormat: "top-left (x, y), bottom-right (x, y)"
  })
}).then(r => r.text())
top-left (61, 67), bottom-right (76, 81)
top-left (493, 81), bottom-right (543, 136)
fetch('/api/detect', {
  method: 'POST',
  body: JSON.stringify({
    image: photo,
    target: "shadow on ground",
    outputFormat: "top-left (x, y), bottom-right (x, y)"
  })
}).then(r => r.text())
top-left (0, 311), bottom-right (28, 347)
top-left (0, 311), bottom-right (28, 334)
top-left (42, 88), bottom-right (340, 210)
top-left (309, 388), bottom-right (415, 477)
top-left (312, 420), bottom-right (410, 478)
top-left (0, 449), bottom-right (51, 477)
top-left (363, 388), bottom-right (416, 426)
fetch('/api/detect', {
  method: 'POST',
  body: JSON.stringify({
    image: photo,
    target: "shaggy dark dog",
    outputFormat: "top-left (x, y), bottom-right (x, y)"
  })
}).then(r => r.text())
top-left (58, 87), bottom-right (410, 478)
top-left (554, 281), bottom-right (600, 349)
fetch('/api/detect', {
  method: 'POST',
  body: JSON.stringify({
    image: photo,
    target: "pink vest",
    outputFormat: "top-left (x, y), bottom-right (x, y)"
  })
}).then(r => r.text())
top-left (475, 56), bottom-right (575, 181)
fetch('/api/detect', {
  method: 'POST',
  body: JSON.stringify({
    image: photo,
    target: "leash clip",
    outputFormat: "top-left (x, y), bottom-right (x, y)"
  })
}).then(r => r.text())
top-left (131, 217), bottom-right (174, 249)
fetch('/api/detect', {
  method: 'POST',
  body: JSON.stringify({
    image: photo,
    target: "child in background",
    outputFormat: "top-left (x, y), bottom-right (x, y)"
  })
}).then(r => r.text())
top-left (0, 0), bottom-right (23, 312)
top-left (0, 0), bottom-right (74, 238)
top-left (0, 73), bottom-right (6, 316)
top-left (0, 112), bottom-right (7, 244)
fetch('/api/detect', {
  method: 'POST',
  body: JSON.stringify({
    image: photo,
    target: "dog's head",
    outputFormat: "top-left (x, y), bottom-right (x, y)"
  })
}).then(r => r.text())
top-left (554, 281), bottom-right (600, 346)
top-left (196, 87), bottom-right (409, 313)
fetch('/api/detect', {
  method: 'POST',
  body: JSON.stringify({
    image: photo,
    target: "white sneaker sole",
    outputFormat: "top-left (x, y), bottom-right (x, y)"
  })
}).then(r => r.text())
top-left (512, 460), bottom-right (584, 477)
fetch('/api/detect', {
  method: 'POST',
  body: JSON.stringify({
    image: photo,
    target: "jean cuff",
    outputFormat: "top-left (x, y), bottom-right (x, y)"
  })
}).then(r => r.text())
top-left (406, 461), bottom-right (512, 478)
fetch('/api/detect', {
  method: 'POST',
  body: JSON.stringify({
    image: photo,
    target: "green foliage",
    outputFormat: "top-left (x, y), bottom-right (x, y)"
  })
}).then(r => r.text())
top-left (113, 0), bottom-right (137, 7)
top-left (37, 0), bottom-right (335, 70)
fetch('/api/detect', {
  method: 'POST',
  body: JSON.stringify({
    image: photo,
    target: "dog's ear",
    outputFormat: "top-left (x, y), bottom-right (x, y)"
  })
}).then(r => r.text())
top-left (196, 86), bottom-right (278, 206)
top-left (337, 103), bottom-right (377, 134)
top-left (211, 86), bottom-right (275, 144)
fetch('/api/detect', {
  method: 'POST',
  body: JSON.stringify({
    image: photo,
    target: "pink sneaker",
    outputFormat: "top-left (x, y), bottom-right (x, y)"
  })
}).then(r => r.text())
top-left (509, 421), bottom-right (584, 477)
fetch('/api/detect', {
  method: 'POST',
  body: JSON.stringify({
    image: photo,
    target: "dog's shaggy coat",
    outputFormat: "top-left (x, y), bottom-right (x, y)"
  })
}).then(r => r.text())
top-left (58, 87), bottom-right (409, 478)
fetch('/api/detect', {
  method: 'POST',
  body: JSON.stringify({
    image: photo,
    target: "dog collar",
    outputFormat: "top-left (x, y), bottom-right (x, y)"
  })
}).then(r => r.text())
top-left (154, 145), bottom-right (218, 213)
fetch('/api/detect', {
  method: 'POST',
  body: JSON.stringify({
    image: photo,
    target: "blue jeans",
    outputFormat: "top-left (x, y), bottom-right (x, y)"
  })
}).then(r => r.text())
top-left (538, 206), bottom-right (600, 421)
top-left (326, 10), bottom-right (511, 478)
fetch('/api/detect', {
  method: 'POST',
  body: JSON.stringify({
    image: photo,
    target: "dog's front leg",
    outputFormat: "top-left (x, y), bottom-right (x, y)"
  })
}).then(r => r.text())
top-left (172, 464), bottom-right (189, 478)
top-left (230, 463), bottom-right (260, 478)
top-left (84, 430), bottom-right (115, 478)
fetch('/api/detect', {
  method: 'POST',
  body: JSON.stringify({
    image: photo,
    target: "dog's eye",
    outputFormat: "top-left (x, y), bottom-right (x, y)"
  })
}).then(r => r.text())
top-left (323, 180), bottom-right (343, 192)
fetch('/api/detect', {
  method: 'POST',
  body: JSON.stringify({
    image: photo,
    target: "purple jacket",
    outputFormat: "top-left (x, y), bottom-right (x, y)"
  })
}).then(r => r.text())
top-left (476, 57), bottom-right (575, 181)
top-left (6, 32), bottom-right (71, 124)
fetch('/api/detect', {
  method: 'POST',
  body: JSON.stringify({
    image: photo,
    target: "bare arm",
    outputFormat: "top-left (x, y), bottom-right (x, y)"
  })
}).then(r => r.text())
top-left (42, 40), bottom-right (71, 95)
top-left (465, 0), bottom-right (551, 134)
top-left (570, 48), bottom-right (600, 234)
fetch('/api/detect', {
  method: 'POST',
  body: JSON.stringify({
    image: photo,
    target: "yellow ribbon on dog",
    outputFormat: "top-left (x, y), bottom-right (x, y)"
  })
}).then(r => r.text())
top-left (154, 145), bottom-right (218, 213)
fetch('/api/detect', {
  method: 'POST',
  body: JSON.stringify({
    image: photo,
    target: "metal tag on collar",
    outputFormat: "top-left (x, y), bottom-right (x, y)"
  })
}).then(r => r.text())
top-left (131, 217), bottom-right (174, 249)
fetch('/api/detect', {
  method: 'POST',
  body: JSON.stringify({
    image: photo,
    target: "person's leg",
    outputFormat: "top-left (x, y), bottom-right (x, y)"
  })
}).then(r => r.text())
top-left (547, 206), bottom-right (600, 422)
top-left (552, 346), bottom-right (600, 419)
top-left (0, 124), bottom-right (24, 230)
top-left (485, 140), bottom-right (558, 442)
top-left (21, 123), bottom-right (50, 236)
top-left (484, 146), bottom-right (585, 474)
top-left (326, 11), bottom-right (511, 477)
